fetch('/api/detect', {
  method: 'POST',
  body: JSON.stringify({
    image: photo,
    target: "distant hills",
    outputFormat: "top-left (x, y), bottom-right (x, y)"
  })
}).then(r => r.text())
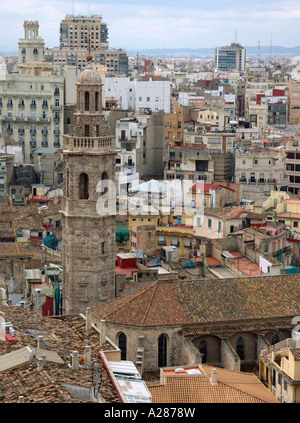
top-left (128, 46), bottom-right (300, 59)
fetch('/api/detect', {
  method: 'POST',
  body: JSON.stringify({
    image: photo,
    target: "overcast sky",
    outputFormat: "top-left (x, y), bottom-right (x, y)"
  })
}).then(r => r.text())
top-left (1, 0), bottom-right (300, 52)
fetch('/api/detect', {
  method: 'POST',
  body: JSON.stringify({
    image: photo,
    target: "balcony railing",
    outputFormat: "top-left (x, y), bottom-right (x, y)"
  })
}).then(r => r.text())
top-left (64, 135), bottom-right (116, 152)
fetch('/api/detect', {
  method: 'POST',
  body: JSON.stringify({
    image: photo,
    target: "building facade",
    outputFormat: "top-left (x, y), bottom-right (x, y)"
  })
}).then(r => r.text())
top-left (0, 21), bottom-right (64, 163)
top-left (215, 43), bottom-right (246, 72)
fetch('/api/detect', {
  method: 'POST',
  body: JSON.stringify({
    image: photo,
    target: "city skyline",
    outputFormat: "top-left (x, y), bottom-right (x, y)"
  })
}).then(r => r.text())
top-left (1, 0), bottom-right (300, 52)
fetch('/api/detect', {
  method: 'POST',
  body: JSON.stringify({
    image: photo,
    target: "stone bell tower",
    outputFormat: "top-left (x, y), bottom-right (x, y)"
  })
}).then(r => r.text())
top-left (62, 55), bottom-right (117, 315)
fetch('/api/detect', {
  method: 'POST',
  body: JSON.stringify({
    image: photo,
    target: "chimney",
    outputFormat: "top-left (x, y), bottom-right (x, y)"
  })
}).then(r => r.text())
top-left (210, 368), bottom-right (217, 386)
top-left (100, 320), bottom-right (106, 345)
top-left (41, 354), bottom-right (47, 368)
top-left (86, 307), bottom-right (92, 332)
top-left (37, 335), bottom-right (46, 349)
top-left (70, 351), bottom-right (79, 370)
top-left (84, 346), bottom-right (91, 368)
top-left (37, 357), bottom-right (44, 371)
top-left (18, 396), bottom-right (24, 403)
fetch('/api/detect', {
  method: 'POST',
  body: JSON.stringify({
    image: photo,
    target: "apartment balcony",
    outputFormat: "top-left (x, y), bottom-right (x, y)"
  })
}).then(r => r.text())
top-left (54, 117), bottom-right (60, 122)
top-left (41, 129), bottom-right (48, 134)
top-left (6, 128), bottom-right (13, 134)
top-left (240, 178), bottom-right (247, 183)
top-left (18, 103), bottom-right (25, 109)
top-left (30, 128), bottom-right (36, 134)
top-left (124, 162), bottom-right (134, 168)
top-left (18, 128), bottom-right (24, 134)
top-left (42, 104), bottom-right (49, 109)
top-left (28, 116), bottom-right (37, 122)
top-left (30, 141), bottom-right (36, 147)
top-left (51, 105), bottom-right (62, 111)
top-left (6, 115), bottom-right (13, 120)
top-left (54, 142), bottom-right (60, 148)
top-left (7, 103), bottom-right (13, 108)
top-left (19, 140), bottom-right (24, 145)
top-left (39, 117), bottom-right (50, 122)
top-left (54, 129), bottom-right (60, 135)
top-left (42, 141), bottom-right (48, 147)
top-left (30, 104), bottom-right (36, 109)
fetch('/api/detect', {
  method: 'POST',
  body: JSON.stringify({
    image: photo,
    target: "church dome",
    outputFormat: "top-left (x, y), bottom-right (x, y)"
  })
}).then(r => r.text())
top-left (77, 67), bottom-right (102, 85)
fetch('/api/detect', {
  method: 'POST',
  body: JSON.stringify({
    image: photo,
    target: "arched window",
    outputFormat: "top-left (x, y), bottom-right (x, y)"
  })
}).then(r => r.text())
top-left (85, 91), bottom-right (90, 111)
top-left (271, 333), bottom-right (280, 345)
top-left (21, 48), bottom-right (26, 55)
top-left (33, 48), bottom-right (38, 55)
top-left (118, 333), bottom-right (127, 360)
top-left (79, 173), bottom-right (89, 199)
top-left (101, 172), bottom-right (108, 196)
top-left (95, 91), bottom-right (99, 112)
top-left (84, 125), bottom-right (89, 137)
top-left (199, 340), bottom-right (207, 364)
top-left (236, 337), bottom-right (245, 361)
top-left (158, 334), bottom-right (167, 367)
top-left (128, 156), bottom-right (133, 166)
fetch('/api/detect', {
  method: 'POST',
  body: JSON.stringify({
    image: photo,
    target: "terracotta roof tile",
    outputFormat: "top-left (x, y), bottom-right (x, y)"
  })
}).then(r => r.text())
top-left (149, 365), bottom-right (278, 403)
top-left (92, 275), bottom-right (300, 328)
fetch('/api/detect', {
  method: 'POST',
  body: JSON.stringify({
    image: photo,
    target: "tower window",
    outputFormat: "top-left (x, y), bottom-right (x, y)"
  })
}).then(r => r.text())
top-left (79, 173), bottom-right (89, 199)
top-left (85, 91), bottom-right (89, 111)
top-left (84, 125), bottom-right (89, 137)
top-left (95, 91), bottom-right (99, 111)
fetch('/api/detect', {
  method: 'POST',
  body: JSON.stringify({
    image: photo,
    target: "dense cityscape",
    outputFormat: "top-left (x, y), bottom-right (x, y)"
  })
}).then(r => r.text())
top-left (0, 2), bottom-right (300, 408)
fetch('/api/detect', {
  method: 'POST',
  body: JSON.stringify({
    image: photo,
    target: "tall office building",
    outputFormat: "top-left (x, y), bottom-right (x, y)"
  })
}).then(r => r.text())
top-left (47, 14), bottom-right (128, 76)
top-left (215, 43), bottom-right (246, 72)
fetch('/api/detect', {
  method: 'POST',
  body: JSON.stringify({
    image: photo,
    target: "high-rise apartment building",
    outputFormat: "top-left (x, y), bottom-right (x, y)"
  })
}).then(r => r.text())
top-left (59, 14), bottom-right (109, 50)
top-left (0, 21), bottom-right (64, 163)
top-left (215, 43), bottom-right (246, 72)
top-left (47, 14), bottom-right (128, 76)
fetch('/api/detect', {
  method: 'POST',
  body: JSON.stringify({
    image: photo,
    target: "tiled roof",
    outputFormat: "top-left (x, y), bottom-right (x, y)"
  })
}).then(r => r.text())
top-left (0, 305), bottom-right (120, 403)
top-left (290, 348), bottom-right (300, 360)
top-left (92, 275), bottom-right (300, 328)
top-left (92, 282), bottom-right (189, 327)
top-left (149, 365), bottom-right (278, 403)
top-left (204, 207), bottom-right (247, 220)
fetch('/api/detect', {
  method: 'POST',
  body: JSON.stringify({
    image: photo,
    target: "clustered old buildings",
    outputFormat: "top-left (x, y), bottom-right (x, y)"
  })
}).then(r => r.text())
top-left (1, 13), bottom-right (300, 405)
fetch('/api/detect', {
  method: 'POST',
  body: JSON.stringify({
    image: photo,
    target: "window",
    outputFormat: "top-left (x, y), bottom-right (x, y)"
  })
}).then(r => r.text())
top-left (218, 221), bottom-right (221, 232)
top-left (284, 380), bottom-right (287, 391)
top-left (79, 173), bottom-right (89, 199)
top-left (199, 340), bottom-right (207, 363)
top-left (271, 333), bottom-right (280, 345)
top-left (236, 337), bottom-right (245, 360)
top-left (95, 91), bottom-right (99, 111)
top-left (208, 219), bottom-right (212, 229)
top-left (158, 334), bottom-right (167, 367)
top-left (294, 221), bottom-right (299, 228)
top-left (84, 91), bottom-right (89, 111)
top-left (118, 333), bottom-right (127, 360)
